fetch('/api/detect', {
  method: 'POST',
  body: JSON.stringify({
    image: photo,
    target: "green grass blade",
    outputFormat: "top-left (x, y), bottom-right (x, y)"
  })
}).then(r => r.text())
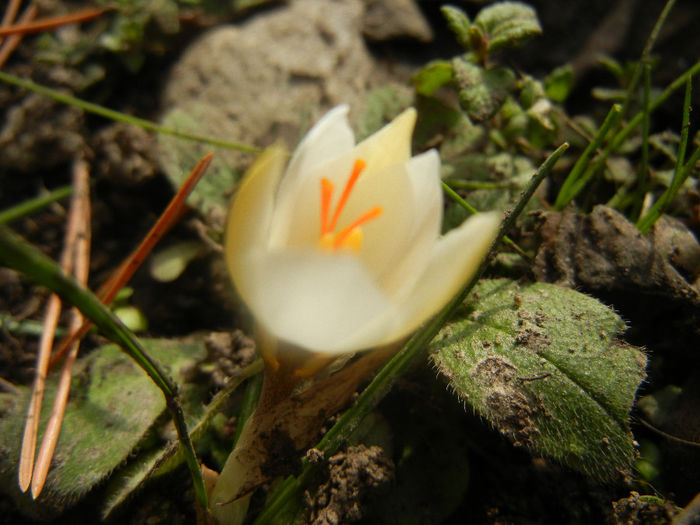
top-left (617, 0), bottom-right (676, 121)
top-left (441, 181), bottom-right (531, 261)
top-left (0, 185), bottom-right (72, 225)
top-left (630, 63), bottom-right (653, 221)
top-left (0, 225), bottom-right (207, 508)
top-left (605, 60), bottom-right (699, 162)
top-left (0, 71), bottom-right (261, 155)
top-left (562, 60), bottom-right (699, 212)
top-left (554, 105), bottom-right (621, 210)
top-left (636, 75), bottom-right (694, 233)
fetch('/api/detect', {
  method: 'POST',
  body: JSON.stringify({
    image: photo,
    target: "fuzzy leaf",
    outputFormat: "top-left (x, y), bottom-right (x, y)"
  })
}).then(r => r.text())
top-left (474, 1), bottom-right (542, 52)
top-left (412, 61), bottom-right (454, 97)
top-left (544, 65), bottom-right (574, 103)
top-left (452, 58), bottom-right (515, 122)
top-left (0, 338), bottom-right (205, 515)
top-left (354, 85), bottom-right (413, 141)
top-left (440, 5), bottom-right (472, 49)
top-left (430, 279), bottom-right (646, 480)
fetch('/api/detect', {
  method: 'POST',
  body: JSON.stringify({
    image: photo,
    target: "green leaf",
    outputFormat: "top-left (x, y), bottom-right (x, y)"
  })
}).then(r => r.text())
top-left (412, 61), bottom-right (454, 97)
top-left (0, 338), bottom-right (206, 514)
top-left (354, 85), bottom-right (413, 142)
top-left (544, 65), bottom-right (574, 103)
top-left (149, 240), bottom-right (203, 282)
top-left (440, 5), bottom-right (472, 49)
top-left (430, 279), bottom-right (646, 481)
top-left (442, 152), bottom-right (536, 230)
top-left (474, 1), bottom-right (542, 53)
top-left (452, 58), bottom-right (515, 122)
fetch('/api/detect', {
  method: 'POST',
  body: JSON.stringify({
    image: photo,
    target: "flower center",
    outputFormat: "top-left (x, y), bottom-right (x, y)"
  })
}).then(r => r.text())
top-left (318, 158), bottom-right (382, 252)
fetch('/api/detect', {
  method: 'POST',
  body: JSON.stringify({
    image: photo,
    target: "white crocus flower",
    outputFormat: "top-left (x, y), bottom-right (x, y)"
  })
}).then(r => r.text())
top-left (225, 105), bottom-right (499, 358)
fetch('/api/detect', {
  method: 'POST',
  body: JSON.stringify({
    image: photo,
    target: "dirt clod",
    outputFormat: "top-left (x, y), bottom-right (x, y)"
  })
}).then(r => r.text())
top-left (533, 205), bottom-right (700, 352)
top-left (304, 445), bottom-right (394, 525)
top-left (202, 330), bottom-right (256, 388)
top-left (91, 123), bottom-right (158, 185)
top-left (611, 491), bottom-right (678, 525)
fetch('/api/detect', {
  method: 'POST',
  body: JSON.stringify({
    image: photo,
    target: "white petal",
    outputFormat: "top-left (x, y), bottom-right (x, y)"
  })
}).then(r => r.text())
top-left (374, 150), bottom-right (443, 297)
top-left (393, 212), bottom-right (501, 338)
top-left (269, 105), bottom-right (355, 247)
top-left (353, 108), bottom-right (416, 177)
top-left (225, 146), bottom-right (287, 306)
top-left (244, 250), bottom-right (393, 353)
top-left (331, 212), bottom-right (501, 352)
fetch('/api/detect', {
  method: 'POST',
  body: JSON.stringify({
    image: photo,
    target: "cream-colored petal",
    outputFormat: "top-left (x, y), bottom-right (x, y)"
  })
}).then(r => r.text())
top-left (269, 105), bottom-right (355, 248)
top-left (391, 212), bottom-right (501, 339)
top-left (374, 150), bottom-right (443, 297)
top-left (243, 250), bottom-right (393, 353)
top-left (225, 146), bottom-right (287, 306)
top-left (353, 108), bottom-right (416, 178)
top-left (326, 212), bottom-right (500, 353)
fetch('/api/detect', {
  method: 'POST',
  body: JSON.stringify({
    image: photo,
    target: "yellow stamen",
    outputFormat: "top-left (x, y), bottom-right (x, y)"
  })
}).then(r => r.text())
top-left (329, 158), bottom-right (366, 232)
top-left (333, 207), bottom-right (382, 249)
top-left (320, 178), bottom-right (334, 235)
top-left (318, 158), bottom-right (381, 252)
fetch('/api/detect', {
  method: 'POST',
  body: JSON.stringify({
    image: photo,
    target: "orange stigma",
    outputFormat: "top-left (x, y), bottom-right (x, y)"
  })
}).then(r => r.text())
top-left (319, 159), bottom-right (382, 252)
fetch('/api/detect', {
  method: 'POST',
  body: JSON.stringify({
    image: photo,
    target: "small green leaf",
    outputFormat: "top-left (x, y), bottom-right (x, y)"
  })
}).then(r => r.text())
top-left (430, 279), bottom-right (646, 481)
top-left (474, 1), bottom-right (542, 52)
top-left (544, 65), bottom-right (574, 102)
top-left (519, 75), bottom-right (546, 109)
top-left (354, 85), bottom-right (413, 141)
top-left (113, 305), bottom-right (149, 332)
top-left (452, 58), bottom-right (515, 121)
top-left (149, 240), bottom-right (203, 282)
top-left (441, 5), bottom-right (472, 49)
top-left (412, 61), bottom-right (454, 97)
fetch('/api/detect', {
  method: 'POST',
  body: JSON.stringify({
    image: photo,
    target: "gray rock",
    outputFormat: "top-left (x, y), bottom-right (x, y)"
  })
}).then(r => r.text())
top-left (158, 0), bottom-right (387, 227)
top-left (362, 0), bottom-right (433, 42)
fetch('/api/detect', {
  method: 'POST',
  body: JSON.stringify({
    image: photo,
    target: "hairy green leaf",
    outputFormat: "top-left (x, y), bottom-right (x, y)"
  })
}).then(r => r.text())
top-left (430, 279), bottom-right (646, 480)
top-left (544, 65), bottom-right (574, 103)
top-left (158, 107), bottom-right (242, 227)
top-left (412, 61), bottom-right (454, 97)
top-left (452, 58), bottom-right (515, 122)
top-left (440, 5), bottom-right (472, 49)
top-left (354, 85), bottom-right (413, 141)
top-left (474, 1), bottom-right (542, 53)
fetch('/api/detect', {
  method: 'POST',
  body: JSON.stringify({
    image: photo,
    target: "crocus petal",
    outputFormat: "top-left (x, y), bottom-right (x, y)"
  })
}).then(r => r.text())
top-left (353, 108), bottom-right (416, 178)
top-left (335, 212), bottom-right (500, 352)
top-left (225, 146), bottom-right (287, 306)
top-left (372, 150), bottom-right (442, 297)
top-left (283, 105), bottom-right (355, 193)
top-left (393, 212), bottom-right (501, 338)
top-left (244, 251), bottom-right (393, 352)
top-left (225, 105), bottom-right (500, 359)
top-left (269, 105), bottom-right (355, 248)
